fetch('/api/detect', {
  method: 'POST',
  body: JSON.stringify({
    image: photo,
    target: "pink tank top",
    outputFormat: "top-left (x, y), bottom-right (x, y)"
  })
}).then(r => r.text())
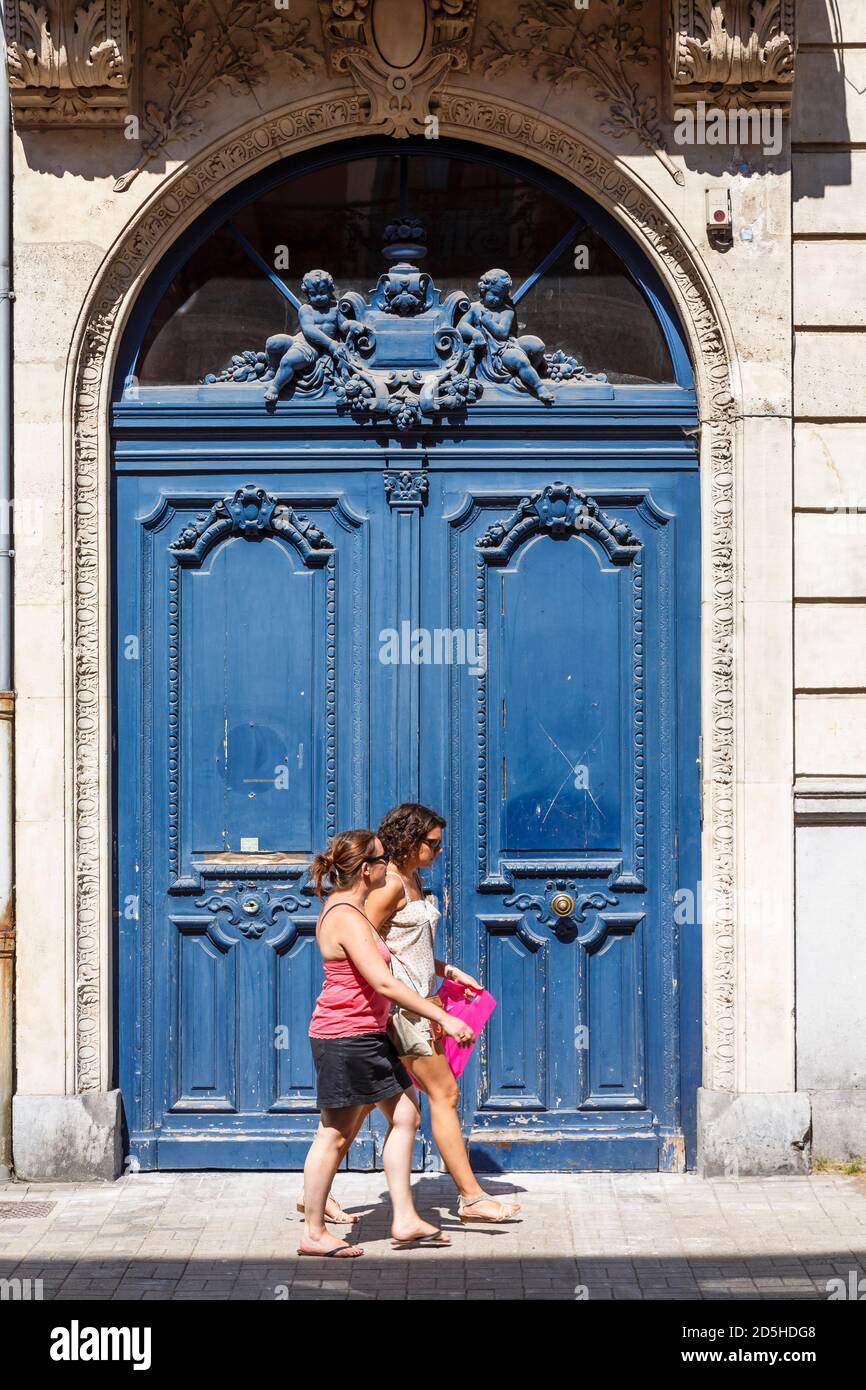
top-left (309, 902), bottom-right (394, 1039)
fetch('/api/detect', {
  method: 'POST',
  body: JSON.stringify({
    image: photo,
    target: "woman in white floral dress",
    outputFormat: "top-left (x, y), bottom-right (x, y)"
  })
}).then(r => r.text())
top-left (364, 803), bottom-right (521, 1225)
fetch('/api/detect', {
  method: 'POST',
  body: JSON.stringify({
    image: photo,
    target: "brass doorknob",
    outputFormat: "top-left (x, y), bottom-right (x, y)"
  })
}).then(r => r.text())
top-left (550, 892), bottom-right (575, 918)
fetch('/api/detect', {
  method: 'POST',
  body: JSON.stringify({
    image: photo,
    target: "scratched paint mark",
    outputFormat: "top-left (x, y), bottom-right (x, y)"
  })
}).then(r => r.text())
top-left (536, 720), bottom-right (603, 824)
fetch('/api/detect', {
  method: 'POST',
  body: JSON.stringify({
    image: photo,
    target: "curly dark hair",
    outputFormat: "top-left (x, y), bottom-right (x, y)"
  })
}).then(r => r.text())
top-left (377, 802), bottom-right (446, 865)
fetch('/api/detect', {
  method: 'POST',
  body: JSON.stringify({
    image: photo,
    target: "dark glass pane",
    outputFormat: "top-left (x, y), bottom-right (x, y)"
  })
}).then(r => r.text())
top-left (136, 152), bottom-right (676, 387)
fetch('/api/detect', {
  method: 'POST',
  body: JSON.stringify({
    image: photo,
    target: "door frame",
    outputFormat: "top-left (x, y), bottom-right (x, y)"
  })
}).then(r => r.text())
top-left (62, 108), bottom-right (742, 1167)
top-left (113, 437), bottom-right (701, 1172)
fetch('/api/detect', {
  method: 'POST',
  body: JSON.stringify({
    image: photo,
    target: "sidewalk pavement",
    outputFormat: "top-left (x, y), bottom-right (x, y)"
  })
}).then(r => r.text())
top-left (1, 1170), bottom-right (865, 1300)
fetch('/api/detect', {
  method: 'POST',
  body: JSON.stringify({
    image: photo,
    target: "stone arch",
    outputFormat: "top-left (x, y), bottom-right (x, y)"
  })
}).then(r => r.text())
top-left (67, 88), bottom-right (737, 1100)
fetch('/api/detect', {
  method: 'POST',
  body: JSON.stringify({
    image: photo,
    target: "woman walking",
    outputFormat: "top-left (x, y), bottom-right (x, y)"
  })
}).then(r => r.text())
top-left (366, 803), bottom-right (521, 1223)
top-left (299, 828), bottom-right (475, 1258)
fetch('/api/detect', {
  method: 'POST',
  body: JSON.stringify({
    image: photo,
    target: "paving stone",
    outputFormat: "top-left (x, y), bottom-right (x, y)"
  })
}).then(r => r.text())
top-left (3, 1171), bottom-right (865, 1302)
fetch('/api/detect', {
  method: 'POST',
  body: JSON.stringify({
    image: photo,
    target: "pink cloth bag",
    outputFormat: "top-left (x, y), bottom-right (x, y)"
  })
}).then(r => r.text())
top-left (407, 980), bottom-right (496, 1091)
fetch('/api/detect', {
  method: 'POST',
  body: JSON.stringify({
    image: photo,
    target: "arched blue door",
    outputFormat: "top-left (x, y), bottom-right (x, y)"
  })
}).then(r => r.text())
top-left (114, 140), bottom-right (701, 1172)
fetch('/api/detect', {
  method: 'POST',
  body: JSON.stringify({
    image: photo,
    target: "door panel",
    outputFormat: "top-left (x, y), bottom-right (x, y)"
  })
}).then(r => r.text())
top-left (118, 474), bottom-right (391, 1168)
top-left (186, 536), bottom-right (316, 853)
top-left (420, 468), bottom-right (699, 1171)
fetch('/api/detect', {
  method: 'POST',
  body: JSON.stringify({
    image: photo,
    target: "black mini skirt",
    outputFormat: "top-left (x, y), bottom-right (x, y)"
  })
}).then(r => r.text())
top-left (309, 1031), bottom-right (414, 1109)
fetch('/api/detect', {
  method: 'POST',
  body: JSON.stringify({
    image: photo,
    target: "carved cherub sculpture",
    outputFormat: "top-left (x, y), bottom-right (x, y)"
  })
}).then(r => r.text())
top-left (263, 269), bottom-right (365, 403)
top-left (458, 268), bottom-right (555, 405)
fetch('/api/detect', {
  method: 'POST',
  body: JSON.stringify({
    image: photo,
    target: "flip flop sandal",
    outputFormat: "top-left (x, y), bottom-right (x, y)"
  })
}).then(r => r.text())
top-left (295, 1196), bottom-right (359, 1225)
top-left (390, 1231), bottom-right (452, 1249)
top-left (457, 1195), bottom-right (521, 1223)
top-left (297, 1243), bottom-right (364, 1258)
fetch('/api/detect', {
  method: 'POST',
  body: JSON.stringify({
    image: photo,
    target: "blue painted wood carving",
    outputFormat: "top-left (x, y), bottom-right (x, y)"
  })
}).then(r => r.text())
top-left (204, 257), bottom-right (606, 429)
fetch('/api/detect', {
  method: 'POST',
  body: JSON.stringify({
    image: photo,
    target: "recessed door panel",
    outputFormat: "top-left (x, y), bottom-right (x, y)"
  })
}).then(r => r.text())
top-left (497, 533), bottom-right (623, 853)
top-left (186, 536), bottom-right (315, 854)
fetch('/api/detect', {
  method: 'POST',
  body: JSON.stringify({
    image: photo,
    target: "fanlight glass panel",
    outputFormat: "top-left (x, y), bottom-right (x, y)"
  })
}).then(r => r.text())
top-left (136, 152), bottom-right (676, 387)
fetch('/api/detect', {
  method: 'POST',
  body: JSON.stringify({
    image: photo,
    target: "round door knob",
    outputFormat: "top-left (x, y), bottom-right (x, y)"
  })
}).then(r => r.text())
top-left (550, 892), bottom-right (575, 918)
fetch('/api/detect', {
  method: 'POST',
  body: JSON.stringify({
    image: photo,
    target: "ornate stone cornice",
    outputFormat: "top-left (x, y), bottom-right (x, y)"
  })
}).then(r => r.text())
top-left (471, 1), bottom-right (684, 186)
top-left (5, 0), bottom-right (136, 127)
top-left (69, 92), bottom-right (737, 1099)
top-left (319, 0), bottom-right (477, 136)
top-left (115, 1), bottom-right (323, 192)
top-left (667, 1), bottom-right (797, 110)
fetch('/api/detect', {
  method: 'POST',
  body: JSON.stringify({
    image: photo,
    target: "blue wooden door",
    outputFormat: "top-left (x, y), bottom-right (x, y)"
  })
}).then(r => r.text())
top-left (117, 469), bottom-right (406, 1169)
top-left (117, 453), bottom-right (699, 1171)
top-left (418, 466), bottom-right (701, 1171)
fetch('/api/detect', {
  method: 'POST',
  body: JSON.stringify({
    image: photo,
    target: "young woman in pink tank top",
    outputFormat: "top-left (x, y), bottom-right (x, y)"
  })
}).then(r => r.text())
top-left (302, 803), bottom-right (521, 1229)
top-left (298, 828), bottom-right (474, 1259)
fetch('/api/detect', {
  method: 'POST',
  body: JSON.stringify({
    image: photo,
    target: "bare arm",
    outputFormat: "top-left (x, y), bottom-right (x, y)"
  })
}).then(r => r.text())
top-left (363, 876), bottom-right (405, 930)
top-left (435, 956), bottom-right (483, 995)
top-left (479, 306), bottom-right (515, 341)
top-left (298, 304), bottom-right (345, 357)
top-left (457, 304), bottom-right (486, 347)
top-left (337, 917), bottom-right (453, 1026)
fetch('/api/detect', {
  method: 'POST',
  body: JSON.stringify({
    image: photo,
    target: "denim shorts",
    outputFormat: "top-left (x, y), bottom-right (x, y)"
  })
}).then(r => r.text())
top-left (309, 1031), bottom-right (414, 1109)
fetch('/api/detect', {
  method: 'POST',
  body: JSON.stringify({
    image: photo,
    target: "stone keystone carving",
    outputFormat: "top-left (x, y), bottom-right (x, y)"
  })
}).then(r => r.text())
top-left (668, 1), bottom-right (797, 109)
top-left (319, 0), bottom-right (478, 136)
top-left (5, 0), bottom-right (136, 127)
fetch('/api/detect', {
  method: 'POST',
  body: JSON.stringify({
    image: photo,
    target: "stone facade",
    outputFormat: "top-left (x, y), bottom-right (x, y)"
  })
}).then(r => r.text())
top-left (791, 0), bottom-right (866, 1163)
top-left (3, 0), bottom-right (861, 1178)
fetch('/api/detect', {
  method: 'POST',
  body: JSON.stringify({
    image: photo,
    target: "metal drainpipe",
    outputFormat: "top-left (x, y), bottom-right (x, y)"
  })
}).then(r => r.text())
top-left (0, 0), bottom-right (14, 1183)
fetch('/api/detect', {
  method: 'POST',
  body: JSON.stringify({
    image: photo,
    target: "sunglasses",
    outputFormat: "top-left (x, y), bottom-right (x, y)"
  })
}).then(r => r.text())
top-left (366, 853), bottom-right (390, 865)
top-left (422, 837), bottom-right (443, 853)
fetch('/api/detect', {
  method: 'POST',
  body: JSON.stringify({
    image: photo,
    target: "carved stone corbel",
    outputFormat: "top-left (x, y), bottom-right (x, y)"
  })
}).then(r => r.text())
top-left (5, 0), bottom-right (137, 127)
top-left (319, 0), bottom-right (477, 137)
top-left (667, 1), bottom-right (797, 110)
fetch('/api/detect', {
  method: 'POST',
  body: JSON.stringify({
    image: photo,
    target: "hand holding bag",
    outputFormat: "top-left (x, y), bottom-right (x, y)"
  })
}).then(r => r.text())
top-left (407, 981), bottom-right (497, 1090)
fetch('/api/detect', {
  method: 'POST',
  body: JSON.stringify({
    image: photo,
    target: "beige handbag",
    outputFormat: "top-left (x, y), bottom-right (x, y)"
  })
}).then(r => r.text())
top-left (387, 1005), bottom-right (434, 1058)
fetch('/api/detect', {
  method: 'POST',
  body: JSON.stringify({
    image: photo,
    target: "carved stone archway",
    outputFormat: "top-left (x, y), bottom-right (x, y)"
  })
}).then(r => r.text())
top-left (67, 89), bottom-right (738, 1104)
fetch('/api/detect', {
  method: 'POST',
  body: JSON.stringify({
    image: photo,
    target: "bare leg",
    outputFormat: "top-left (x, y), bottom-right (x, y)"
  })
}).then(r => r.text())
top-left (263, 346), bottom-right (309, 402)
top-left (502, 343), bottom-right (554, 403)
top-left (265, 333), bottom-right (293, 377)
top-left (299, 1105), bottom-right (366, 1256)
top-left (404, 1043), bottom-right (520, 1219)
top-left (299, 1102), bottom-right (374, 1223)
top-left (377, 1089), bottom-right (449, 1242)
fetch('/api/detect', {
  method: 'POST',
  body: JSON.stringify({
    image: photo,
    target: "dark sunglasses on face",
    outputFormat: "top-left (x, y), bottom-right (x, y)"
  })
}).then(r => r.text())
top-left (422, 837), bottom-right (443, 853)
top-left (366, 852), bottom-right (390, 865)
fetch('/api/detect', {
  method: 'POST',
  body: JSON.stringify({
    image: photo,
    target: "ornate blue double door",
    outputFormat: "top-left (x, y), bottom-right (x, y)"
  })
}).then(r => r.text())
top-left (116, 444), bottom-right (701, 1172)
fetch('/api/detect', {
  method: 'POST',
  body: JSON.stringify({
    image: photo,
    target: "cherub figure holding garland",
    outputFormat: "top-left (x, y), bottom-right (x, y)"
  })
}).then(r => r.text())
top-left (264, 269), bottom-right (365, 403)
top-left (458, 268), bottom-right (555, 405)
